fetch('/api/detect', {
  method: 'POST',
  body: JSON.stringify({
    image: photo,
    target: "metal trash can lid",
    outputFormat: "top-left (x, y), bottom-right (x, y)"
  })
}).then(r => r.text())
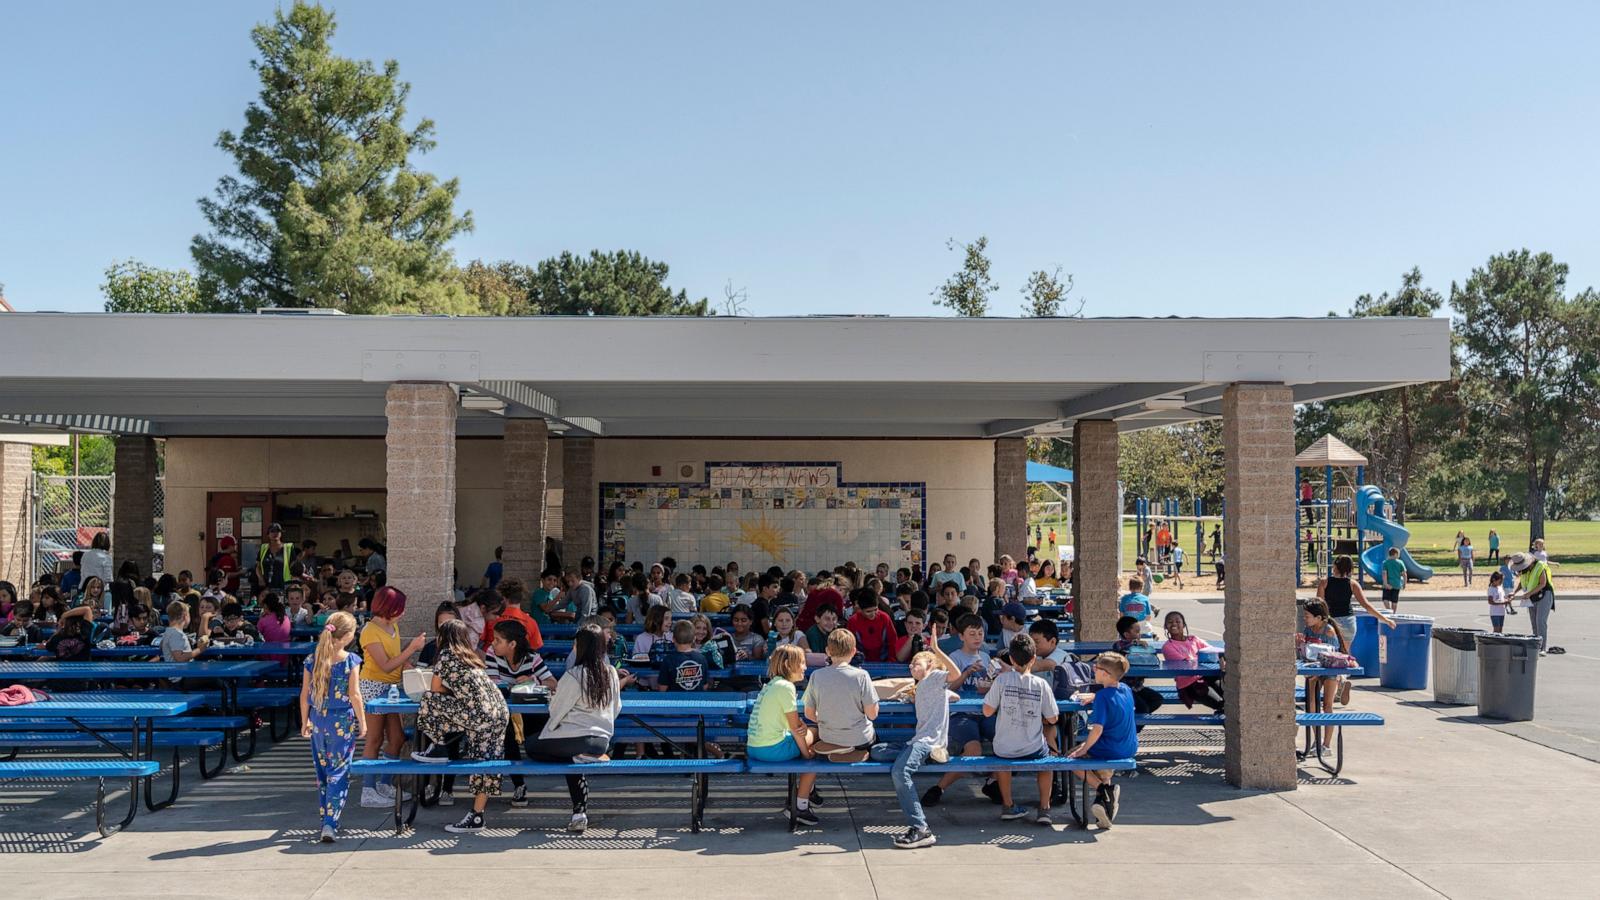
top-left (1475, 633), bottom-right (1539, 647)
top-left (1389, 613), bottom-right (1435, 623)
top-left (1432, 627), bottom-right (1484, 650)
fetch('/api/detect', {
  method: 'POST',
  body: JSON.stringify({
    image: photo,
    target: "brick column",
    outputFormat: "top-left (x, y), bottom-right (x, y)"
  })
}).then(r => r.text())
top-left (992, 438), bottom-right (1028, 563)
top-left (1221, 383), bottom-right (1298, 790)
top-left (0, 442), bottom-right (31, 587)
top-left (501, 418), bottom-right (549, 583)
top-left (113, 436), bottom-right (157, 580)
top-left (1071, 420), bottom-right (1120, 641)
top-left (385, 382), bottom-right (458, 637)
top-left (561, 437), bottom-right (596, 567)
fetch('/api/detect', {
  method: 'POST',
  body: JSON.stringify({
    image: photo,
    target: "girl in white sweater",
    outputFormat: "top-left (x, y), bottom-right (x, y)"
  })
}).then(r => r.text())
top-left (524, 624), bottom-right (622, 832)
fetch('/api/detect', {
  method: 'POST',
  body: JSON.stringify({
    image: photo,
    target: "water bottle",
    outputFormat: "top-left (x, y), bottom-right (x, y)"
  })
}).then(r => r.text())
top-left (766, 629), bottom-right (778, 657)
top-left (386, 684), bottom-right (400, 702)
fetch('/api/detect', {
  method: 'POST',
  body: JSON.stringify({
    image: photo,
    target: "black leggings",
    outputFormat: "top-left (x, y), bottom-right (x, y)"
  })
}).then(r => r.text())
top-left (1178, 677), bottom-right (1225, 712)
top-left (524, 733), bottom-right (610, 813)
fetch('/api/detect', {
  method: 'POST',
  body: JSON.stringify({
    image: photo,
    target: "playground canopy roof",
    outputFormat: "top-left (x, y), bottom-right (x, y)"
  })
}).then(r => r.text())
top-left (1294, 434), bottom-right (1369, 468)
top-left (0, 314), bottom-right (1453, 438)
top-left (1025, 461), bottom-right (1074, 483)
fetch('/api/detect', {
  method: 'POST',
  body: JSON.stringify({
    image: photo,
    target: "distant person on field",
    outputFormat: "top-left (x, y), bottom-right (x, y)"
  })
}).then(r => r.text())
top-left (1486, 529), bottom-right (1500, 564)
top-left (1457, 536), bottom-right (1475, 587)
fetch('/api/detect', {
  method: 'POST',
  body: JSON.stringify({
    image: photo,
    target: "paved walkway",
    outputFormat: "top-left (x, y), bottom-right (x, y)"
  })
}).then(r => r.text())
top-left (2, 599), bottom-right (1594, 899)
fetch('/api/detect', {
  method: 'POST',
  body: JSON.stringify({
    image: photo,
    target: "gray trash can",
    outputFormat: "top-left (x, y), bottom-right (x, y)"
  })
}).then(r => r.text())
top-left (1476, 633), bottom-right (1539, 721)
top-left (1431, 627), bottom-right (1484, 704)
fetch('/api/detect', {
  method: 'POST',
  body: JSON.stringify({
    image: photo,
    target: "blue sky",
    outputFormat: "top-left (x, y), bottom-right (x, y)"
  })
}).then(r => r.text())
top-left (3, 1), bottom-right (1596, 316)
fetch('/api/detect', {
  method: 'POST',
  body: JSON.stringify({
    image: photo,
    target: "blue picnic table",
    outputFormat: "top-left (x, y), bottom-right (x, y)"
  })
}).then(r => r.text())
top-left (0, 642), bottom-right (315, 661)
top-left (0, 660), bottom-right (276, 712)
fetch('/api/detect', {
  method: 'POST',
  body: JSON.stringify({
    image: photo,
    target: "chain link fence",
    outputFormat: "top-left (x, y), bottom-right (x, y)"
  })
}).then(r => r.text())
top-left (31, 474), bottom-right (164, 580)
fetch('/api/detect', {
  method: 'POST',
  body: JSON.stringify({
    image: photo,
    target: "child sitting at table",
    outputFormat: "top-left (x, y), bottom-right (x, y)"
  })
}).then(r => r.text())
top-left (1118, 578), bottom-right (1157, 633)
top-left (804, 604), bottom-right (841, 662)
top-left (0, 600), bottom-right (43, 644)
top-left (524, 624), bottom-right (624, 833)
top-left (728, 604), bottom-right (766, 661)
top-left (215, 602), bottom-right (263, 644)
top-left (1161, 611), bottom-right (1222, 712)
top-left (486, 618), bottom-right (557, 808)
top-left (45, 601), bottom-right (97, 661)
top-left (770, 606), bottom-right (809, 654)
top-left (258, 592), bottom-right (293, 644)
top-left (283, 582), bottom-right (312, 625)
top-left (1068, 653), bottom-right (1138, 830)
top-left (160, 599), bottom-right (213, 684)
top-left (656, 619), bottom-right (724, 757)
top-left (410, 619), bottom-right (510, 834)
top-left (1108, 616), bottom-right (1165, 718)
top-left (847, 587), bottom-right (897, 663)
top-left (997, 601), bottom-right (1029, 650)
top-left (984, 633), bottom-right (1059, 826)
top-left (299, 610), bottom-right (365, 842)
top-left (895, 607), bottom-right (932, 662)
top-left (1299, 599), bottom-right (1345, 751)
top-left (747, 644), bottom-right (815, 766)
top-left (793, 628), bottom-right (881, 827)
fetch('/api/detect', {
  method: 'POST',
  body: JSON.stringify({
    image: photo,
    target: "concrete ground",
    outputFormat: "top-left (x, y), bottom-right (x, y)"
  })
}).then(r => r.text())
top-left (3, 597), bottom-right (1595, 899)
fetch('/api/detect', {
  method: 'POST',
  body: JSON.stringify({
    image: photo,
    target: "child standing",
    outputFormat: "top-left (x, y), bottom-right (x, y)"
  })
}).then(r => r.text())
top-left (921, 614), bottom-right (998, 808)
top-left (891, 624), bottom-right (959, 848)
top-left (299, 612), bottom-right (366, 842)
top-left (358, 586), bottom-right (427, 809)
top-left (1069, 653), bottom-right (1138, 829)
top-left (983, 634), bottom-right (1058, 826)
top-left (411, 619), bottom-right (510, 833)
top-left (1486, 571), bottom-right (1509, 634)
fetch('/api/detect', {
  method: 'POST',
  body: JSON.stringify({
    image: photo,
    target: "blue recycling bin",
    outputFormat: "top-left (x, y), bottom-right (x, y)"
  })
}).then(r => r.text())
top-left (1379, 614), bottom-right (1434, 690)
top-left (1352, 613), bottom-right (1381, 677)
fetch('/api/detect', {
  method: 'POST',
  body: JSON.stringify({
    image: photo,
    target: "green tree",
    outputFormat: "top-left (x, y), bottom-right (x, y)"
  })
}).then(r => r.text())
top-left (101, 260), bottom-right (218, 313)
top-left (1451, 250), bottom-right (1600, 540)
top-left (1020, 266), bottom-right (1082, 317)
top-left (32, 436), bottom-right (116, 477)
top-left (932, 236), bottom-right (996, 316)
top-left (460, 252), bottom-right (710, 317)
top-left (192, 1), bottom-right (473, 314)
top-left (1118, 423), bottom-right (1224, 510)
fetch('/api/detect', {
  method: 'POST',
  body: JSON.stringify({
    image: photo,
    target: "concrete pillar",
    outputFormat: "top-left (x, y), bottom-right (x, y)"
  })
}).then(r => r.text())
top-left (1071, 420), bottom-right (1120, 641)
top-left (112, 436), bottom-right (157, 581)
top-left (561, 437), bottom-right (596, 567)
top-left (501, 418), bottom-right (549, 583)
top-left (385, 382), bottom-right (458, 637)
top-left (1221, 382), bottom-right (1299, 790)
top-left (0, 442), bottom-right (31, 587)
top-left (992, 438), bottom-right (1028, 563)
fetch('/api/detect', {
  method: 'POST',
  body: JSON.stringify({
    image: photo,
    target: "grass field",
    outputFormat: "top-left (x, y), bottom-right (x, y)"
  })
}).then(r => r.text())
top-left (1026, 517), bottom-right (1600, 576)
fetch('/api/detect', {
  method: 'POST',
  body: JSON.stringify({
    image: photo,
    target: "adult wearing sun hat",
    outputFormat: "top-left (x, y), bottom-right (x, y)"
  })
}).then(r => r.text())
top-left (1505, 552), bottom-right (1557, 655)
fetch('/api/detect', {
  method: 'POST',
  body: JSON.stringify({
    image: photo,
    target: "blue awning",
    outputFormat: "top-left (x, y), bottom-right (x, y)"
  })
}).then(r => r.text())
top-left (1026, 460), bottom-right (1074, 484)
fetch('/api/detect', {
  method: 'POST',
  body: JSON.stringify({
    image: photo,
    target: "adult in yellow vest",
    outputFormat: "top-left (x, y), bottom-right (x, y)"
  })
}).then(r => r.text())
top-left (1506, 552), bottom-right (1558, 655)
top-left (256, 523), bottom-right (294, 592)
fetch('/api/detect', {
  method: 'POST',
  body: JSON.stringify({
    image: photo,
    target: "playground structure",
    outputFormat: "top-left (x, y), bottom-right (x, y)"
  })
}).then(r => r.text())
top-left (1293, 435), bottom-right (1431, 587)
top-left (1126, 496), bottom-right (1224, 579)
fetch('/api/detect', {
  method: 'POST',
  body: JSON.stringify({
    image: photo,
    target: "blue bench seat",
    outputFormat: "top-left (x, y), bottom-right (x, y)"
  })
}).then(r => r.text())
top-left (0, 759), bottom-right (162, 836)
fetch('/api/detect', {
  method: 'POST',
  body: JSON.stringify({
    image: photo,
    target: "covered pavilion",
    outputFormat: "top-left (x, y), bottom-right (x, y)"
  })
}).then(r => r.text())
top-left (0, 311), bottom-right (1452, 789)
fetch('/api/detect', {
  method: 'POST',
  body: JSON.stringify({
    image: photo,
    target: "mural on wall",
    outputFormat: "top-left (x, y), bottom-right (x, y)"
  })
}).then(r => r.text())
top-left (600, 462), bottom-right (926, 572)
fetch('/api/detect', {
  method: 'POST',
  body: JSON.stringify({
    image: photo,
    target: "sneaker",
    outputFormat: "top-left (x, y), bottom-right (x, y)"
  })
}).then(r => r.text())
top-left (359, 786), bottom-right (391, 808)
top-left (893, 826), bottom-right (937, 849)
top-left (510, 785), bottom-right (528, 808)
top-left (436, 790), bottom-right (456, 807)
top-left (981, 779), bottom-right (1004, 804)
top-left (319, 825), bottom-right (335, 843)
top-left (1035, 808), bottom-right (1053, 826)
top-left (1091, 800), bottom-right (1112, 830)
top-left (567, 812), bottom-right (588, 833)
top-left (920, 785), bottom-right (943, 807)
top-left (792, 807), bottom-right (819, 827)
top-left (573, 754), bottom-right (605, 764)
top-left (444, 811), bottom-right (485, 834)
top-left (1109, 784), bottom-right (1122, 822)
top-left (809, 788), bottom-right (825, 807)
top-left (999, 804), bottom-right (1029, 821)
top-left (1337, 680), bottom-right (1351, 706)
top-left (411, 742), bottom-right (451, 764)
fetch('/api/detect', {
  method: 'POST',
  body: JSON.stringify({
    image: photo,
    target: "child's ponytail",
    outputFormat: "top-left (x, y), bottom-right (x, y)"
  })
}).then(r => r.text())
top-left (310, 611), bottom-right (357, 708)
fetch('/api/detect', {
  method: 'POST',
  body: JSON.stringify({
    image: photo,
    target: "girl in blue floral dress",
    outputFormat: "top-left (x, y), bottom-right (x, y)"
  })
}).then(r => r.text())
top-left (299, 611), bottom-right (366, 842)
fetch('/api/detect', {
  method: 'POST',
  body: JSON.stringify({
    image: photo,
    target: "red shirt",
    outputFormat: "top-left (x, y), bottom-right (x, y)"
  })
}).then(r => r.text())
top-left (848, 611), bottom-right (898, 663)
top-left (483, 605), bottom-right (544, 650)
top-left (797, 587), bottom-right (844, 631)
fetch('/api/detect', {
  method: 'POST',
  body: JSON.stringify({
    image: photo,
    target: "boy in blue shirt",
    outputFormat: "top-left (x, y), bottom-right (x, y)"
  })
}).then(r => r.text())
top-left (1068, 652), bottom-right (1138, 830)
top-left (1117, 577), bottom-right (1156, 632)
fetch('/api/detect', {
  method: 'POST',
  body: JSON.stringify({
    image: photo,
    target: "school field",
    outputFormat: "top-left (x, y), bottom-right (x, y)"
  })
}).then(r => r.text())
top-left (1024, 518), bottom-right (1600, 578)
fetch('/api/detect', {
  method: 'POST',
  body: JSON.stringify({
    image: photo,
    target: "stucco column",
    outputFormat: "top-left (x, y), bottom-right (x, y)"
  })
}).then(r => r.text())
top-left (992, 438), bottom-right (1028, 563)
top-left (561, 437), bottom-right (596, 567)
top-left (0, 442), bottom-right (31, 587)
top-left (1222, 382), bottom-right (1298, 790)
top-left (113, 436), bottom-right (157, 580)
top-left (1071, 420), bottom-right (1120, 640)
top-left (385, 382), bottom-right (458, 637)
top-left (501, 418), bottom-right (549, 583)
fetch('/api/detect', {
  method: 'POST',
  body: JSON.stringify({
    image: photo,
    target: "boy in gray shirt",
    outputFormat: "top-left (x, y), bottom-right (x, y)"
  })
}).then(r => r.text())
top-left (795, 628), bottom-right (878, 826)
top-left (891, 623), bottom-right (960, 849)
top-left (984, 633), bottom-right (1058, 825)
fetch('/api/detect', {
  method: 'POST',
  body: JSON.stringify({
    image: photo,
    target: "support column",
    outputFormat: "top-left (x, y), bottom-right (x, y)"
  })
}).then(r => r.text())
top-left (112, 436), bottom-right (157, 580)
top-left (561, 437), bottom-right (596, 567)
top-left (501, 418), bottom-right (549, 583)
top-left (1222, 382), bottom-right (1298, 790)
top-left (1071, 420), bottom-right (1120, 640)
top-left (385, 383), bottom-right (458, 637)
top-left (992, 437), bottom-right (1028, 563)
top-left (0, 442), bottom-right (31, 587)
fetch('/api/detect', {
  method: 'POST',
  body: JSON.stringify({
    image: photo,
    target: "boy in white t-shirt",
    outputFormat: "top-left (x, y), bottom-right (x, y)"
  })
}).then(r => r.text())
top-left (983, 634), bottom-right (1059, 826)
top-left (1486, 571), bottom-right (1509, 634)
top-left (890, 624), bottom-right (960, 849)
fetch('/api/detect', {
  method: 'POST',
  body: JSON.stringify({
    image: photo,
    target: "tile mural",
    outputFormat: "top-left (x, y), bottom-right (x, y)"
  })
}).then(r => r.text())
top-left (599, 462), bottom-right (926, 572)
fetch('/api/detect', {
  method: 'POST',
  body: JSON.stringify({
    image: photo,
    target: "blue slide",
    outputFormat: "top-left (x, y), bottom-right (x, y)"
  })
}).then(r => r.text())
top-left (1355, 485), bottom-right (1433, 583)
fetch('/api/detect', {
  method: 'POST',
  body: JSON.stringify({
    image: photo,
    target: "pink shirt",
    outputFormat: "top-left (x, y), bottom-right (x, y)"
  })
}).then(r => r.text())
top-left (258, 611), bottom-right (291, 643)
top-left (1161, 635), bottom-right (1212, 689)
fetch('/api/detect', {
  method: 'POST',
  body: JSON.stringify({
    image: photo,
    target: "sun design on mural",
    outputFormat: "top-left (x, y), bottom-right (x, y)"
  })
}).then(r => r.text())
top-left (737, 514), bottom-right (796, 562)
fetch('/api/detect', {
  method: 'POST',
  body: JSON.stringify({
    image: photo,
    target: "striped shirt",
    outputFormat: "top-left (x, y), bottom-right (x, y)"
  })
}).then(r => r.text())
top-left (487, 649), bottom-right (553, 686)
